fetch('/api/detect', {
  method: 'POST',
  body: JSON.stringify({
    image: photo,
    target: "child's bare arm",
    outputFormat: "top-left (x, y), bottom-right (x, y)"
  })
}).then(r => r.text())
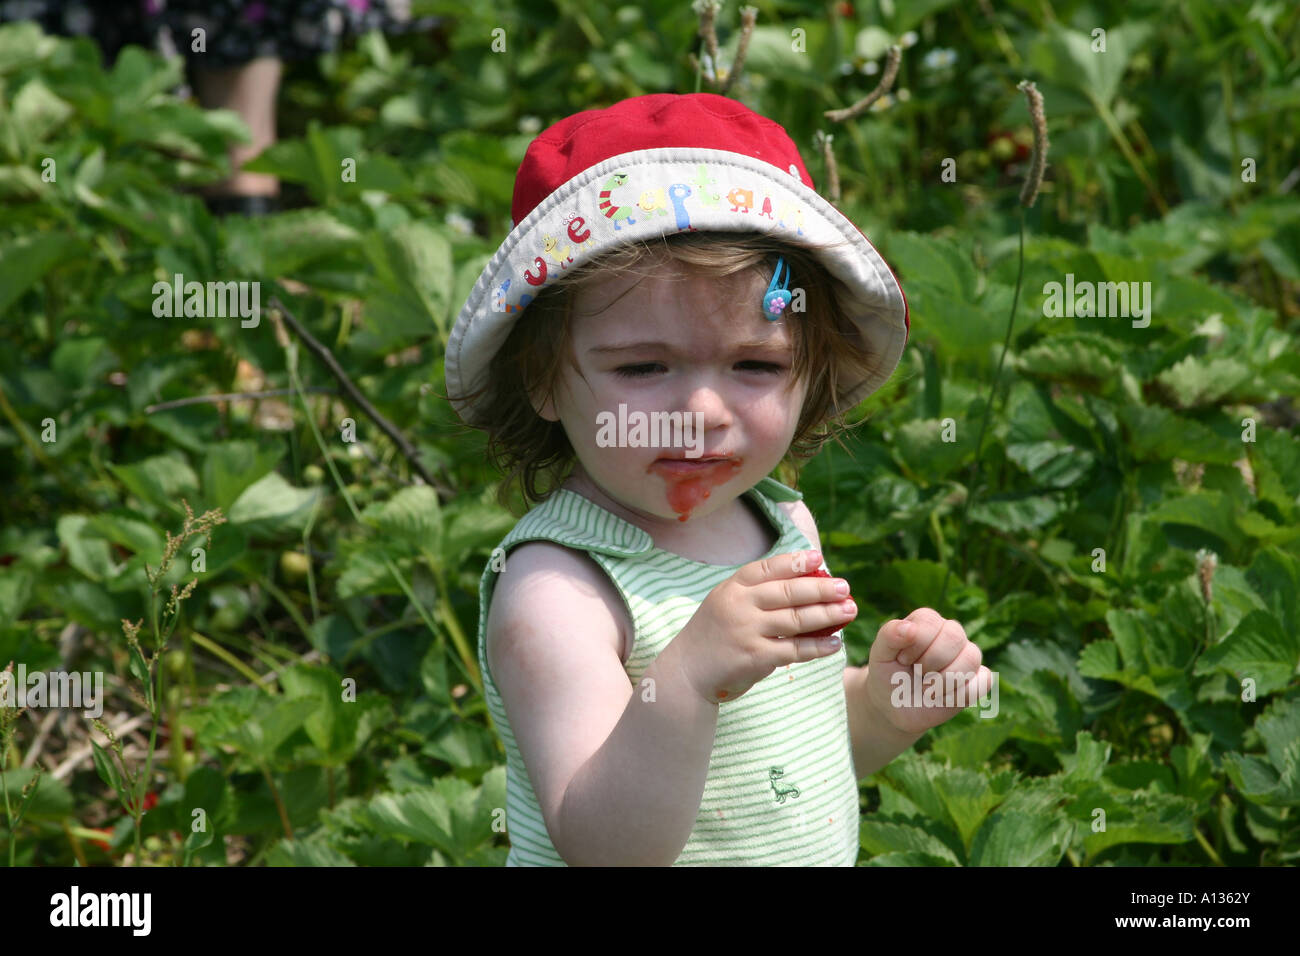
top-left (486, 542), bottom-right (720, 867)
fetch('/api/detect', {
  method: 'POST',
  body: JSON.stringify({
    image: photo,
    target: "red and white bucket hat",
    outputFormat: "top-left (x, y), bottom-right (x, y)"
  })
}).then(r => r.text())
top-left (445, 93), bottom-right (909, 428)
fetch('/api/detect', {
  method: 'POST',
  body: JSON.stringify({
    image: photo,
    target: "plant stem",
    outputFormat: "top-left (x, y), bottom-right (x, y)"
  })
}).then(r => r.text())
top-left (389, 555), bottom-right (472, 689)
top-left (557, 0), bottom-right (603, 48)
top-left (285, 340), bottom-right (458, 689)
top-left (422, 548), bottom-right (480, 689)
top-left (67, 824), bottom-right (117, 843)
top-left (990, 529), bottom-right (1065, 602)
top-left (1194, 825), bottom-right (1224, 866)
top-left (1220, 61), bottom-right (1241, 213)
top-left (340, 617), bottom-right (422, 665)
top-left (63, 821), bottom-right (90, 866)
top-left (1, 737), bottom-right (12, 867)
top-left (190, 631), bottom-right (272, 689)
top-left (261, 764), bottom-right (294, 841)
top-left (976, 0), bottom-right (1021, 66)
top-left (828, 439), bottom-right (836, 529)
top-left (144, 387), bottom-right (336, 415)
top-left (938, 210), bottom-right (1027, 608)
top-left (167, 684), bottom-right (185, 784)
top-left (335, 300), bottom-right (351, 351)
top-left (1090, 94), bottom-right (1168, 216)
top-left (286, 342), bottom-right (365, 525)
top-left (303, 493), bottom-right (323, 628)
top-left (928, 509), bottom-right (949, 568)
top-left (1107, 470), bottom-right (1127, 575)
top-left (271, 297), bottom-right (449, 497)
top-left (127, 592), bottom-right (167, 867)
top-left (0, 381), bottom-right (89, 505)
top-left (257, 574), bottom-right (315, 644)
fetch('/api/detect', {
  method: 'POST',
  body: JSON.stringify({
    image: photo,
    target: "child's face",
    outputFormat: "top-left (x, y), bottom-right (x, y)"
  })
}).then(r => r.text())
top-left (535, 261), bottom-right (808, 525)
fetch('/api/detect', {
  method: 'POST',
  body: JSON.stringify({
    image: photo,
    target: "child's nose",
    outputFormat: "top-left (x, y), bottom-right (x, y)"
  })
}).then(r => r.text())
top-left (677, 376), bottom-right (733, 428)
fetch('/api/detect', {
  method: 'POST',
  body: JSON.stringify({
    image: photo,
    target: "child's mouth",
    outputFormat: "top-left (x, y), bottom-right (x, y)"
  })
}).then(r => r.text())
top-left (648, 455), bottom-right (735, 475)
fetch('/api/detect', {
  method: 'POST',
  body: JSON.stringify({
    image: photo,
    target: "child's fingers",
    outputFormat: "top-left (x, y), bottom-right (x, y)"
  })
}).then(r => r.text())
top-left (735, 549), bottom-right (855, 640)
top-left (870, 618), bottom-right (917, 663)
top-left (871, 609), bottom-right (957, 666)
top-left (871, 612), bottom-right (938, 663)
top-left (760, 597), bottom-right (857, 640)
top-left (735, 549), bottom-right (822, 587)
top-left (901, 618), bottom-right (976, 672)
top-left (917, 666), bottom-right (986, 710)
top-left (942, 664), bottom-right (994, 709)
top-left (751, 574), bottom-right (850, 611)
top-left (769, 630), bottom-right (846, 666)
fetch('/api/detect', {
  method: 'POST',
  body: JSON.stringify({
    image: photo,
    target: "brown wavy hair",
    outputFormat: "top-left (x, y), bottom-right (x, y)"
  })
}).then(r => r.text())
top-left (448, 230), bottom-right (883, 513)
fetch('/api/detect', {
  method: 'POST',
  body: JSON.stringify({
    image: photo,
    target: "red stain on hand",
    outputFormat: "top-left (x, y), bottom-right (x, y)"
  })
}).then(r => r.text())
top-left (795, 567), bottom-right (850, 638)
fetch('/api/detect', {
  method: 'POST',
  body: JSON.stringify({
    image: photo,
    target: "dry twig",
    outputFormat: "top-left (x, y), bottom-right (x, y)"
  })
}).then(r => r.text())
top-left (145, 387), bottom-right (337, 415)
top-left (269, 297), bottom-right (454, 500)
top-left (812, 131), bottom-right (841, 204)
top-left (824, 45), bottom-right (902, 122)
top-left (721, 6), bottom-right (759, 94)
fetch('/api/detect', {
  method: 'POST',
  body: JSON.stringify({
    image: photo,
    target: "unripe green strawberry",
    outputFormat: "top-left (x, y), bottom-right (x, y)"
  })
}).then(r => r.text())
top-left (280, 550), bottom-right (310, 580)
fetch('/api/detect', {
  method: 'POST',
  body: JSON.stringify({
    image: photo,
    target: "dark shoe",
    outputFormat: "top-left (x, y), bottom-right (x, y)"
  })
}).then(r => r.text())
top-left (205, 194), bottom-right (279, 217)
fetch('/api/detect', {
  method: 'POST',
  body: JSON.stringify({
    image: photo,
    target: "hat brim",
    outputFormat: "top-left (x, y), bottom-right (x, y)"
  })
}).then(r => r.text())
top-left (446, 147), bottom-right (908, 427)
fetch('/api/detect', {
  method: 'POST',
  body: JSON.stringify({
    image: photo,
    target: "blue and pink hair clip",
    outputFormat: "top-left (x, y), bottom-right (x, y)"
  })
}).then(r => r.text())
top-left (763, 256), bottom-right (792, 319)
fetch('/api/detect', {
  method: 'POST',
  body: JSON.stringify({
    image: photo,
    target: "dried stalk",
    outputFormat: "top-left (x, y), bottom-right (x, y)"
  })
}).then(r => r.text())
top-left (1017, 80), bottom-right (1049, 207)
top-left (824, 45), bottom-right (901, 122)
top-left (721, 6), bottom-right (759, 95)
top-left (269, 297), bottom-right (452, 499)
top-left (812, 131), bottom-right (841, 204)
top-left (145, 387), bottom-right (336, 415)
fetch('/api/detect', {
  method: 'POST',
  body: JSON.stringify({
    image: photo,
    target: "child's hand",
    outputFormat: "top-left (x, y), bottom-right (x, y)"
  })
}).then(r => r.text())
top-left (864, 609), bottom-right (993, 736)
top-left (673, 550), bottom-right (854, 705)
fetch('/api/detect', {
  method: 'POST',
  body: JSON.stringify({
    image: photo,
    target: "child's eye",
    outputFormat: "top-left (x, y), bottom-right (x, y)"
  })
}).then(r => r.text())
top-left (613, 361), bottom-right (785, 379)
top-left (615, 364), bottom-right (663, 378)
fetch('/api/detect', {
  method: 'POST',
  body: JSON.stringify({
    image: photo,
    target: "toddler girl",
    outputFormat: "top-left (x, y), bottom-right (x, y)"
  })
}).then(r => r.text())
top-left (445, 93), bottom-right (989, 866)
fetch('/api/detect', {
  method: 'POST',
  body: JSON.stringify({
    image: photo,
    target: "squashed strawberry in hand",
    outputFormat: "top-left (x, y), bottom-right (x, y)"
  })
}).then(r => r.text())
top-left (796, 567), bottom-right (850, 638)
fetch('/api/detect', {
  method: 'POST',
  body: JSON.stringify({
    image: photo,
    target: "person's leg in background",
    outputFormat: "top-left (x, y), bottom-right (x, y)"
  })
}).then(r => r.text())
top-left (191, 55), bottom-right (282, 213)
top-left (162, 0), bottom-right (295, 216)
top-left (161, 0), bottom-right (441, 215)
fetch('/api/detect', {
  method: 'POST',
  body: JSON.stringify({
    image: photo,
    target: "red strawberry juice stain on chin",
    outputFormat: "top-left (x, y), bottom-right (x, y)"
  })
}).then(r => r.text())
top-left (647, 457), bottom-right (745, 522)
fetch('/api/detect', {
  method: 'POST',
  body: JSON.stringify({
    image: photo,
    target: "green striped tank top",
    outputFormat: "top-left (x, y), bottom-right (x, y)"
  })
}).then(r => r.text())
top-left (475, 476), bottom-right (860, 865)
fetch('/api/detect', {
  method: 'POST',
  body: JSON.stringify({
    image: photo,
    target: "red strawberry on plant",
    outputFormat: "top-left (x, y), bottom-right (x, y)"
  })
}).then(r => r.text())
top-left (796, 567), bottom-right (850, 638)
top-left (985, 129), bottom-right (1032, 173)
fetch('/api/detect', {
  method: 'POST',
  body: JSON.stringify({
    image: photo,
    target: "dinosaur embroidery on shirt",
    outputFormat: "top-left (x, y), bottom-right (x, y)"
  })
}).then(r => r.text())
top-left (769, 766), bottom-right (801, 804)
